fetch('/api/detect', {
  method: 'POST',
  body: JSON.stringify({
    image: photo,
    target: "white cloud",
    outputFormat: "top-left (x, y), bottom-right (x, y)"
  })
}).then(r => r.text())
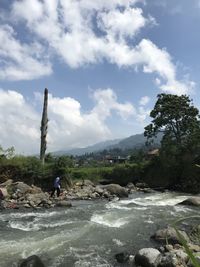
top-left (0, 0), bottom-right (194, 94)
top-left (97, 7), bottom-right (147, 39)
top-left (0, 89), bottom-right (40, 153)
top-left (0, 88), bottom-right (140, 154)
top-left (139, 96), bottom-right (150, 106)
top-left (0, 25), bottom-right (52, 80)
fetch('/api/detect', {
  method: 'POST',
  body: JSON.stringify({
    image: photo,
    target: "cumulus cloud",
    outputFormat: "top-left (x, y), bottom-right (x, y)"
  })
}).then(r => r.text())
top-left (0, 88), bottom-right (143, 154)
top-left (0, 0), bottom-right (193, 94)
top-left (0, 89), bottom-right (40, 153)
top-left (0, 25), bottom-right (52, 80)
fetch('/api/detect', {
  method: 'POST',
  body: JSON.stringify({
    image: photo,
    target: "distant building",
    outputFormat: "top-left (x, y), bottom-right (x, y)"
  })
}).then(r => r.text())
top-left (104, 155), bottom-right (127, 164)
top-left (147, 149), bottom-right (159, 157)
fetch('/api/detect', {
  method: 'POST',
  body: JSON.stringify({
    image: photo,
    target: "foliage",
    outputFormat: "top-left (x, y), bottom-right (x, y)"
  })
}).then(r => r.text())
top-left (144, 94), bottom-right (200, 146)
top-left (144, 94), bottom-right (200, 191)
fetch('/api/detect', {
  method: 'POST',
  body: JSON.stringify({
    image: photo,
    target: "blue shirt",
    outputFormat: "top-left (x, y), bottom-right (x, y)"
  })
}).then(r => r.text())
top-left (54, 177), bottom-right (60, 188)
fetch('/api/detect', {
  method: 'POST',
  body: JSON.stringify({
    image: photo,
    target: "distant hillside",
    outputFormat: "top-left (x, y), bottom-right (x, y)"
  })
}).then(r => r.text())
top-left (53, 133), bottom-right (162, 156)
top-left (53, 139), bottom-right (121, 156)
top-left (108, 133), bottom-right (147, 150)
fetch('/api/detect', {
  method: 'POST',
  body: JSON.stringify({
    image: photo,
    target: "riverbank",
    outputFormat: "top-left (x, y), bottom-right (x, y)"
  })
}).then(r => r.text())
top-left (0, 179), bottom-right (154, 210)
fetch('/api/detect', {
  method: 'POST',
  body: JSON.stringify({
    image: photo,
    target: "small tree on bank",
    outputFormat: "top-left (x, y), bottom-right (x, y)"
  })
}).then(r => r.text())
top-left (40, 88), bottom-right (48, 165)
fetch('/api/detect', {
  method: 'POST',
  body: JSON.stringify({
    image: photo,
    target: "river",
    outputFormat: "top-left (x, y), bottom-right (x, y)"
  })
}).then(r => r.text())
top-left (0, 191), bottom-right (199, 267)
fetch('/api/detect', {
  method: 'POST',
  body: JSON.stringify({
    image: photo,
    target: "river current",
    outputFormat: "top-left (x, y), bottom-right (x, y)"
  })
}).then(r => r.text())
top-left (0, 191), bottom-right (199, 267)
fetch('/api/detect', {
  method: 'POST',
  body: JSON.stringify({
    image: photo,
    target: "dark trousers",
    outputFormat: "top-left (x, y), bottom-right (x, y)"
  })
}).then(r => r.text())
top-left (51, 187), bottom-right (60, 197)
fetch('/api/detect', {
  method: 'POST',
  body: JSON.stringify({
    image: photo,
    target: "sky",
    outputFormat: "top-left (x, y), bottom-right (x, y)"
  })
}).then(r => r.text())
top-left (0, 0), bottom-right (200, 154)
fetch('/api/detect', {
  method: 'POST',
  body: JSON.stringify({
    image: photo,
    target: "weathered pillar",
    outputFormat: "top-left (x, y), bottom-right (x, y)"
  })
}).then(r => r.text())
top-left (40, 88), bottom-right (48, 164)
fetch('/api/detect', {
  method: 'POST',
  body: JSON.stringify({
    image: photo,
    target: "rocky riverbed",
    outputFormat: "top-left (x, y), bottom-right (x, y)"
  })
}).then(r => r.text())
top-left (0, 179), bottom-right (151, 210)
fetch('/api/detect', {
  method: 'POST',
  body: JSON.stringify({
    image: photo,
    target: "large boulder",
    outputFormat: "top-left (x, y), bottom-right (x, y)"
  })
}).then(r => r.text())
top-left (26, 193), bottom-right (49, 206)
top-left (103, 184), bottom-right (128, 198)
top-left (19, 255), bottom-right (45, 267)
top-left (178, 197), bottom-right (200, 207)
top-left (12, 182), bottom-right (32, 195)
top-left (151, 227), bottom-right (190, 244)
top-left (135, 248), bottom-right (161, 267)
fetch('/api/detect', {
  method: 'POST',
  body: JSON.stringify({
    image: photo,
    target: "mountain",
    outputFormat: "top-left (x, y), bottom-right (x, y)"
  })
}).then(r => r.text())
top-left (53, 133), bottom-right (162, 156)
top-left (53, 139), bottom-right (121, 156)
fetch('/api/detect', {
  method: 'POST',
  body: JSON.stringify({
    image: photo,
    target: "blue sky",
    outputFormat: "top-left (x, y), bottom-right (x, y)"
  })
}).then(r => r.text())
top-left (0, 0), bottom-right (200, 154)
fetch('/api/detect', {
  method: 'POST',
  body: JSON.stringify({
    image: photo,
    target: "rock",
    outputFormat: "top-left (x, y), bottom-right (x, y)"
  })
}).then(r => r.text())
top-left (24, 203), bottom-right (31, 208)
top-left (165, 245), bottom-right (174, 252)
top-left (136, 182), bottom-right (149, 189)
top-left (91, 192), bottom-right (100, 198)
top-left (173, 249), bottom-right (188, 263)
top-left (178, 197), bottom-right (200, 206)
top-left (30, 185), bottom-right (43, 194)
top-left (95, 186), bottom-right (104, 195)
top-left (0, 188), bottom-right (4, 199)
top-left (188, 243), bottom-right (200, 252)
top-left (83, 179), bottom-right (95, 187)
top-left (103, 190), bottom-right (111, 198)
top-left (56, 200), bottom-right (72, 208)
top-left (19, 255), bottom-right (45, 267)
top-left (12, 182), bottom-right (32, 195)
top-left (140, 188), bottom-right (155, 193)
top-left (135, 248), bottom-right (161, 267)
top-left (0, 179), bottom-right (13, 187)
top-left (0, 187), bottom-right (8, 198)
top-left (157, 252), bottom-right (178, 267)
top-left (115, 252), bottom-right (130, 263)
top-left (103, 184), bottom-right (128, 198)
top-left (126, 182), bottom-right (136, 190)
top-left (26, 193), bottom-right (49, 206)
top-left (151, 227), bottom-right (190, 244)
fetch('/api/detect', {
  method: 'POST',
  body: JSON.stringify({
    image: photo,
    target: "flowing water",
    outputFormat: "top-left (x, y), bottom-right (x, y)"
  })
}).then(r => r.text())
top-left (0, 191), bottom-right (199, 267)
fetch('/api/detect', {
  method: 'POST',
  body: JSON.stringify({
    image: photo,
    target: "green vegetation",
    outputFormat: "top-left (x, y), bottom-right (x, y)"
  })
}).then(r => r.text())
top-left (144, 94), bottom-right (200, 192)
top-left (1, 93), bottom-right (200, 193)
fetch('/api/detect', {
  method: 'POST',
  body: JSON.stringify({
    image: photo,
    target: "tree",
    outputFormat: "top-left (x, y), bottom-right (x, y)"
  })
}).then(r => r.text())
top-left (144, 93), bottom-right (200, 191)
top-left (40, 88), bottom-right (48, 165)
top-left (144, 94), bottom-right (200, 150)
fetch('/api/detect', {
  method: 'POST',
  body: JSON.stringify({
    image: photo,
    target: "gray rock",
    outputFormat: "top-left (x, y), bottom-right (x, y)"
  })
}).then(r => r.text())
top-left (12, 182), bottom-right (32, 195)
top-left (19, 255), bottom-right (45, 267)
top-left (179, 197), bottom-right (200, 206)
top-left (151, 227), bottom-right (190, 244)
top-left (56, 200), bottom-right (72, 208)
top-left (103, 184), bottom-right (128, 198)
top-left (136, 182), bottom-right (149, 189)
top-left (157, 252), bottom-right (178, 267)
top-left (83, 179), bottom-right (95, 187)
top-left (173, 249), bottom-right (188, 262)
top-left (95, 186), bottom-right (104, 195)
top-left (24, 203), bottom-right (31, 208)
top-left (135, 248), bottom-right (161, 267)
top-left (115, 252), bottom-right (130, 263)
top-left (26, 193), bottom-right (49, 206)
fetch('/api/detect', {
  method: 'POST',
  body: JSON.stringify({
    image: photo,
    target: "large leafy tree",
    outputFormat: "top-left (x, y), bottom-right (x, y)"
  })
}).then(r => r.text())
top-left (144, 93), bottom-right (200, 191)
top-left (144, 94), bottom-right (200, 150)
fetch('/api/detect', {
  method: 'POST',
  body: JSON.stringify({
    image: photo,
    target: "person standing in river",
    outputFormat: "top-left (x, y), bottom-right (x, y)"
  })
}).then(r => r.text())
top-left (51, 176), bottom-right (61, 197)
